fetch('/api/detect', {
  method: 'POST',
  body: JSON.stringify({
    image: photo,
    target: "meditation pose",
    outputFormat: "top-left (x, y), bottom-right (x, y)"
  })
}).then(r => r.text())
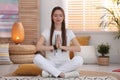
top-left (33, 6), bottom-right (83, 78)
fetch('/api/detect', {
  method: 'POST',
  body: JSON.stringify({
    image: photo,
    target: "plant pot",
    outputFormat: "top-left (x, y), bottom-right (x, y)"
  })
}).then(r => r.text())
top-left (98, 56), bottom-right (109, 66)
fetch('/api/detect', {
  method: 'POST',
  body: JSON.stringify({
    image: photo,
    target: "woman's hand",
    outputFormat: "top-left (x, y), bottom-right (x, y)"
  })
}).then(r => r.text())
top-left (56, 34), bottom-right (61, 48)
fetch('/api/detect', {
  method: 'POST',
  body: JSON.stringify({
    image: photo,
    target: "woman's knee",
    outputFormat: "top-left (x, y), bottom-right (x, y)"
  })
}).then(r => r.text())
top-left (72, 56), bottom-right (84, 66)
top-left (33, 54), bottom-right (43, 64)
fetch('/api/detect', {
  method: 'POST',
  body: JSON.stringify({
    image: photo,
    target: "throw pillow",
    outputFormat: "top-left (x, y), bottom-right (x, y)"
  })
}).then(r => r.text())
top-left (70, 36), bottom-right (91, 59)
top-left (75, 46), bottom-right (97, 64)
top-left (0, 43), bottom-right (12, 64)
top-left (13, 64), bottom-right (42, 76)
top-left (76, 36), bottom-right (91, 46)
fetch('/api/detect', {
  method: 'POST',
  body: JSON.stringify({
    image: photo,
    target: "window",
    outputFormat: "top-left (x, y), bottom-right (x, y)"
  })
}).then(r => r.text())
top-left (65, 0), bottom-right (117, 31)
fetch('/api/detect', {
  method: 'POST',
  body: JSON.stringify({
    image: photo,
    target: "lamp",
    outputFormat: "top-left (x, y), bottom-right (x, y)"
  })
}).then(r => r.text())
top-left (11, 22), bottom-right (24, 44)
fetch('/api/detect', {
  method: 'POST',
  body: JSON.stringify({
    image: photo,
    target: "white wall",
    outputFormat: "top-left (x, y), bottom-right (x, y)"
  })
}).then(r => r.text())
top-left (40, 1), bottom-right (120, 64)
top-left (40, 0), bottom-right (65, 33)
top-left (75, 31), bottom-right (120, 64)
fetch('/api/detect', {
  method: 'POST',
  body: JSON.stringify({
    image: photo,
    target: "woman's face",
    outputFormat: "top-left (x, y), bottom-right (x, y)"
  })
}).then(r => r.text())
top-left (52, 10), bottom-right (64, 25)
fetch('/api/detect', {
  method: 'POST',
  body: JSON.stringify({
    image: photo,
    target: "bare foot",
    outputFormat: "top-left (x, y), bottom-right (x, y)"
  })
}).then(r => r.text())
top-left (58, 72), bottom-right (65, 78)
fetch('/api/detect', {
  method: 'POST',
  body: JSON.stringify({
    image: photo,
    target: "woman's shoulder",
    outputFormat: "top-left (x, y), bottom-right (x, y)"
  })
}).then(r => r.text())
top-left (66, 29), bottom-right (73, 33)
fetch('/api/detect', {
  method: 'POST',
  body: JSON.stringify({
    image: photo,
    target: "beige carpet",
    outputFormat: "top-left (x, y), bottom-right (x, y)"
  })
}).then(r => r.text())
top-left (80, 70), bottom-right (120, 80)
top-left (3, 70), bottom-right (120, 80)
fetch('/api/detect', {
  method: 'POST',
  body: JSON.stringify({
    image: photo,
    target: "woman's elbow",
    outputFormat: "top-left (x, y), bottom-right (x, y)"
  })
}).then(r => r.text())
top-left (36, 47), bottom-right (39, 51)
top-left (36, 45), bottom-right (40, 51)
top-left (77, 46), bottom-right (81, 52)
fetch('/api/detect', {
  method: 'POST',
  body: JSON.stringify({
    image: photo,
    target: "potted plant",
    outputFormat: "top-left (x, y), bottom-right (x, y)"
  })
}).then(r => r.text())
top-left (97, 0), bottom-right (120, 39)
top-left (97, 43), bottom-right (110, 66)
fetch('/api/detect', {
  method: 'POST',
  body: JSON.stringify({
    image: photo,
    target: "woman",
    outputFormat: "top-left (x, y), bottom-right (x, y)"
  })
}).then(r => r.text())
top-left (33, 6), bottom-right (83, 78)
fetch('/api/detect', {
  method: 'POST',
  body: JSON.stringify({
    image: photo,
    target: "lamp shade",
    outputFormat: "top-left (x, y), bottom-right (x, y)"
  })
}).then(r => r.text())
top-left (11, 22), bottom-right (24, 44)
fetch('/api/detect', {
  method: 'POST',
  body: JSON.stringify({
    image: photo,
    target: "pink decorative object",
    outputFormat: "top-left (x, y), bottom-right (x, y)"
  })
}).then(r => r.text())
top-left (112, 69), bottom-right (120, 72)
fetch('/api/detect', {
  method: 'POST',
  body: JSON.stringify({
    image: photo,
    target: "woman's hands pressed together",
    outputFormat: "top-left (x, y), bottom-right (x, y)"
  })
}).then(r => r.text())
top-left (55, 34), bottom-right (67, 51)
top-left (56, 34), bottom-right (61, 49)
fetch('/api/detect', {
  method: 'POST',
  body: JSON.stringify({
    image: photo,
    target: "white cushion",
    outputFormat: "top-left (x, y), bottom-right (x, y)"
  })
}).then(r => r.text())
top-left (75, 46), bottom-right (97, 64)
top-left (0, 43), bottom-right (12, 64)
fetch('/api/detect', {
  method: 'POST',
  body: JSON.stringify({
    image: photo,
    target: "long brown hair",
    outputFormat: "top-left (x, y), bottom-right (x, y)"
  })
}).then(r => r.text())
top-left (50, 6), bottom-right (66, 47)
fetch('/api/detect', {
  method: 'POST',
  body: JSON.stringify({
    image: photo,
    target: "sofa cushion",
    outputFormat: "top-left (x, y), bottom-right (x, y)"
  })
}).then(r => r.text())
top-left (0, 43), bottom-right (12, 64)
top-left (76, 36), bottom-right (91, 46)
top-left (75, 46), bottom-right (97, 64)
top-left (9, 45), bottom-right (36, 55)
top-left (13, 64), bottom-right (42, 76)
top-left (70, 36), bottom-right (91, 59)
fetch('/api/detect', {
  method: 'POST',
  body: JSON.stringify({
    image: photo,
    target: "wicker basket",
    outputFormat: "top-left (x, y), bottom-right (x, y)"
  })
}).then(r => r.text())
top-left (98, 56), bottom-right (109, 66)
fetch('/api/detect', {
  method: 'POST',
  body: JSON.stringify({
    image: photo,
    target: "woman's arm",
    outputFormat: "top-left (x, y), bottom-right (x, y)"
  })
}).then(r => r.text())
top-left (59, 37), bottom-right (81, 52)
top-left (36, 35), bottom-right (54, 52)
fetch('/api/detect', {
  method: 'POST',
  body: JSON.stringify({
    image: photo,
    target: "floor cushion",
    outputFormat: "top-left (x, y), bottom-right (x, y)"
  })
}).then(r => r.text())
top-left (10, 55), bottom-right (34, 64)
top-left (13, 64), bottom-right (42, 76)
top-left (9, 45), bottom-right (36, 55)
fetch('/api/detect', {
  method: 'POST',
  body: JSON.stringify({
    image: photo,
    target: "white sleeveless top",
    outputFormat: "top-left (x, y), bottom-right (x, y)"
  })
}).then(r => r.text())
top-left (41, 29), bottom-right (75, 65)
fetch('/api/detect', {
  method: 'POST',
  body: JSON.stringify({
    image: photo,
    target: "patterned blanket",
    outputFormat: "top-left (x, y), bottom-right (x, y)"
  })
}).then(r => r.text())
top-left (0, 76), bottom-right (118, 80)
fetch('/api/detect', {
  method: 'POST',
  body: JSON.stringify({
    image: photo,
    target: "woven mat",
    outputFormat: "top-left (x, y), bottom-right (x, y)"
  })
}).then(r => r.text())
top-left (0, 76), bottom-right (118, 80)
top-left (2, 70), bottom-right (120, 80)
